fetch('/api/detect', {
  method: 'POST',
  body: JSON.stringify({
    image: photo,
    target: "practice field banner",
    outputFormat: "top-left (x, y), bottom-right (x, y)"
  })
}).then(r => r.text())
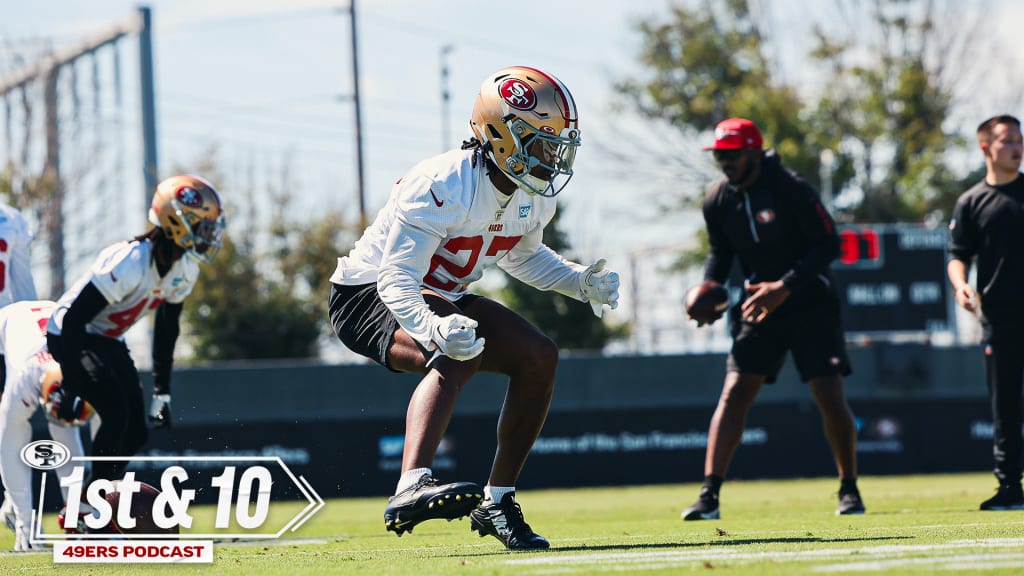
top-left (30, 396), bottom-right (997, 506)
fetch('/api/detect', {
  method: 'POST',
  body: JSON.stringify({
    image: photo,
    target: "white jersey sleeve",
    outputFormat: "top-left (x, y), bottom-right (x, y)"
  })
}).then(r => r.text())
top-left (377, 219), bottom-right (445, 349)
top-left (497, 203), bottom-right (587, 300)
top-left (89, 241), bottom-right (150, 305)
top-left (0, 204), bottom-right (38, 306)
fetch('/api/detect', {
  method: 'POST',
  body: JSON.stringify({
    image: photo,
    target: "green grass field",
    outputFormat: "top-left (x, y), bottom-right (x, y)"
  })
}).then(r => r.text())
top-left (2, 472), bottom-right (1023, 575)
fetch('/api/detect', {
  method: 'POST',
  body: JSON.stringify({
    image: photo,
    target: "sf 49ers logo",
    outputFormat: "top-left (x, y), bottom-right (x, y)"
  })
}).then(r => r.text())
top-left (499, 79), bottom-right (536, 110)
top-left (176, 187), bottom-right (203, 208)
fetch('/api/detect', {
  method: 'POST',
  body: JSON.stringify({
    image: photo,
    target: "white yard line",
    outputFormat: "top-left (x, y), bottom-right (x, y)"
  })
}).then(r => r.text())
top-left (504, 537), bottom-right (1024, 573)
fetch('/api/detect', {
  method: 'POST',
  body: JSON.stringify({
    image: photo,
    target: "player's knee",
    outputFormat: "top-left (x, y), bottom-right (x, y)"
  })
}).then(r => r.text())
top-left (524, 334), bottom-right (559, 376)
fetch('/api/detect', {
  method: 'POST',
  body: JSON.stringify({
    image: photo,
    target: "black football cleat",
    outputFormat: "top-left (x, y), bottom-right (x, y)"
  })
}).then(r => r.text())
top-left (470, 493), bottom-right (550, 550)
top-left (837, 489), bottom-right (867, 515)
top-left (979, 483), bottom-right (1024, 511)
top-left (681, 486), bottom-right (720, 520)
top-left (383, 475), bottom-right (483, 536)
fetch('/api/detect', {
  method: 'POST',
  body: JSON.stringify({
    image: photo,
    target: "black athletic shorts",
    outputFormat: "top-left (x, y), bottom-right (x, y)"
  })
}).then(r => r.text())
top-left (329, 282), bottom-right (479, 371)
top-left (726, 292), bottom-right (851, 383)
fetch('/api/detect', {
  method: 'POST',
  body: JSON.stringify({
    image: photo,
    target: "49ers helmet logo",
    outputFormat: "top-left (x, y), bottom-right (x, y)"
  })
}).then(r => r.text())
top-left (176, 186), bottom-right (203, 208)
top-left (499, 78), bottom-right (536, 111)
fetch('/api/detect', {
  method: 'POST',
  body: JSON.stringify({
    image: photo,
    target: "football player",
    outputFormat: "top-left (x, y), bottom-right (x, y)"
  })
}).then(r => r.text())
top-left (0, 200), bottom-right (37, 309)
top-left (0, 300), bottom-right (93, 550)
top-left (0, 199), bottom-right (38, 393)
top-left (45, 175), bottom-right (225, 488)
top-left (329, 66), bottom-right (620, 550)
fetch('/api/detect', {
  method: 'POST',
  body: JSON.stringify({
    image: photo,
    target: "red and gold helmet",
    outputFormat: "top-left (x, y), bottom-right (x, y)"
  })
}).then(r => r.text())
top-left (148, 174), bottom-right (227, 263)
top-left (470, 66), bottom-right (581, 197)
top-left (40, 364), bottom-right (95, 427)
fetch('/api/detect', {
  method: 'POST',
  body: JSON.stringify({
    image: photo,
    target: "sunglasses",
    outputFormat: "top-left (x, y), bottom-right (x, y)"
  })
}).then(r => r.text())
top-left (712, 149), bottom-right (744, 162)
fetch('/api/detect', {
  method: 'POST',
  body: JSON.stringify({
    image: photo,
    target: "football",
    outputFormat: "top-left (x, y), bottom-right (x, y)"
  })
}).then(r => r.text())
top-left (684, 280), bottom-right (730, 325)
top-left (105, 480), bottom-right (180, 535)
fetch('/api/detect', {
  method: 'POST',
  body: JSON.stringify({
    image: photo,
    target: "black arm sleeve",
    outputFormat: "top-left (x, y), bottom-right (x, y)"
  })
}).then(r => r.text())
top-left (151, 301), bottom-right (182, 395)
top-left (59, 282), bottom-right (110, 392)
top-left (779, 184), bottom-right (840, 291)
top-left (948, 195), bottom-right (976, 264)
top-left (702, 187), bottom-right (735, 284)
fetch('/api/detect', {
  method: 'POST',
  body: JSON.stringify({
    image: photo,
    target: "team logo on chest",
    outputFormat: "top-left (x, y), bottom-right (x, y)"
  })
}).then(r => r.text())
top-left (756, 209), bottom-right (775, 224)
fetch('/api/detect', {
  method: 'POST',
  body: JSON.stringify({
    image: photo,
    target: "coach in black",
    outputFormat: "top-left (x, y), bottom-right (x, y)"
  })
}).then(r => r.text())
top-left (948, 114), bottom-right (1024, 511)
top-left (680, 118), bottom-right (864, 520)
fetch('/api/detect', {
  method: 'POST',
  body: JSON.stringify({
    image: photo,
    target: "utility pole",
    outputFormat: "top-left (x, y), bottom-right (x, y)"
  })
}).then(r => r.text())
top-left (138, 6), bottom-right (158, 200)
top-left (440, 45), bottom-right (454, 152)
top-left (347, 0), bottom-right (367, 228)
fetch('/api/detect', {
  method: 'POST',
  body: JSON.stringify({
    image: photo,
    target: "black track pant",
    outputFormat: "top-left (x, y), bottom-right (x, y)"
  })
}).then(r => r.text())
top-left (982, 315), bottom-right (1024, 485)
top-left (47, 333), bottom-right (148, 483)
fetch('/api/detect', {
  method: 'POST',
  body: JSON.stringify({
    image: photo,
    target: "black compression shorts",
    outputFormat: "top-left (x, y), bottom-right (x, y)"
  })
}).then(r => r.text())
top-left (329, 282), bottom-right (479, 371)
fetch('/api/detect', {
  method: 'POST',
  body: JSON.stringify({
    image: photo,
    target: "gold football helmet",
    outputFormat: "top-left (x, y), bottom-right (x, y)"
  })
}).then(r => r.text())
top-left (470, 66), bottom-right (581, 197)
top-left (40, 364), bottom-right (95, 427)
top-left (148, 174), bottom-right (226, 263)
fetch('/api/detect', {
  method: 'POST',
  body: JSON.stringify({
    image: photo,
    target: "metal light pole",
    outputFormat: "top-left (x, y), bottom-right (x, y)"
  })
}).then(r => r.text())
top-left (440, 45), bottom-right (454, 152)
top-left (347, 0), bottom-right (367, 227)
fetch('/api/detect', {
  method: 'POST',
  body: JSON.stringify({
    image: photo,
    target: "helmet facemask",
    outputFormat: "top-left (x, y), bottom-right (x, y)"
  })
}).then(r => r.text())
top-left (501, 117), bottom-right (579, 197)
top-left (169, 198), bottom-right (227, 264)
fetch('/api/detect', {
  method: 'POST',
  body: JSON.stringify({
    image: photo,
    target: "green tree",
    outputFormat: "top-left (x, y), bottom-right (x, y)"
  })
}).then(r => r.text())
top-left (806, 2), bottom-right (967, 221)
top-left (184, 231), bottom-right (323, 360)
top-left (615, 0), bottom-right (813, 185)
top-left (498, 205), bottom-right (627, 351)
top-left (178, 149), bottom-right (359, 361)
top-left (616, 0), bottom-right (974, 224)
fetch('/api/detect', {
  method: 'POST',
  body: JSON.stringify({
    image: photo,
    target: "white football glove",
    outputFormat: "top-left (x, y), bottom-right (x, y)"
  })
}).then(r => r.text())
top-left (149, 394), bottom-right (172, 429)
top-left (432, 314), bottom-right (485, 362)
top-left (580, 259), bottom-right (620, 318)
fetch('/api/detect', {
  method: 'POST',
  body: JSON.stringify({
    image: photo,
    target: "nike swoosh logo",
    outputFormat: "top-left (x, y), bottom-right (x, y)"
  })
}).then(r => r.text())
top-left (429, 189), bottom-right (444, 207)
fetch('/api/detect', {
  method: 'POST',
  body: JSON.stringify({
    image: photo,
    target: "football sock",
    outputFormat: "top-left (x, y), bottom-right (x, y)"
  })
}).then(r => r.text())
top-left (703, 474), bottom-right (724, 495)
top-left (840, 477), bottom-right (858, 494)
top-left (395, 467), bottom-right (431, 495)
top-left (485, 486), bottom-right (514, 503)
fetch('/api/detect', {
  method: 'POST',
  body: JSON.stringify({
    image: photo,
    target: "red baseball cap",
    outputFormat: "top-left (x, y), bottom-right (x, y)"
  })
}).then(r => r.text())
top-left (703, 118), bottom-right (763, 150)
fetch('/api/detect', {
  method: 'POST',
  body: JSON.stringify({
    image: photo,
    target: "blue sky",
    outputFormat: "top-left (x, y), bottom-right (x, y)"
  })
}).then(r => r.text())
top-left (4, 0), bottom-right (1022, 259)
top-left (3, 0), bottom-right (1022, 356)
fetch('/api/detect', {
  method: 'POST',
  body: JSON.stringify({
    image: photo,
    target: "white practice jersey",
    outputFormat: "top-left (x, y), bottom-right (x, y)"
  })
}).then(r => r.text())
top-left (330, 148), bottom-right (587, 349)
top-left (0, 203), bottom-right (38, 306)
top-left (48, 239), bottom-right (199, 339)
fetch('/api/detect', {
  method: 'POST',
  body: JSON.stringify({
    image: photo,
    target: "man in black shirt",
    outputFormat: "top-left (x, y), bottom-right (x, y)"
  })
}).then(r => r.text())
top-left (948, 114), bottom-right (1024, 511)
top-left (681, 118), bottom-right (865, 520)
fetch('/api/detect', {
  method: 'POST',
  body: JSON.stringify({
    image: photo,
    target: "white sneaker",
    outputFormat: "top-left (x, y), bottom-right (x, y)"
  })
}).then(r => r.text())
top-left (14, 518), bottom-right (43, 551)
top-left (0, 499), bottom-right (15, 533)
